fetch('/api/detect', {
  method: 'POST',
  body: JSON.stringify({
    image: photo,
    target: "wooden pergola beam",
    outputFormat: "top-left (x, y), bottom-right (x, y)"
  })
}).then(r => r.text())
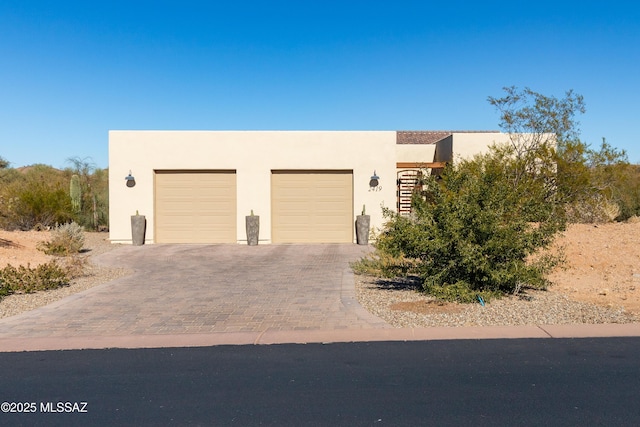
top-left (396, 162), bottom-right (447, 169)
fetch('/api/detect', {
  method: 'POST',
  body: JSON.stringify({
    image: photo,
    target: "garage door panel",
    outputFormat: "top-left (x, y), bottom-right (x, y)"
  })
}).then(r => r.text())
top-left (155, 171), bottom-right (236, 243)
top-left (272, 171), bottom-right (352, 243)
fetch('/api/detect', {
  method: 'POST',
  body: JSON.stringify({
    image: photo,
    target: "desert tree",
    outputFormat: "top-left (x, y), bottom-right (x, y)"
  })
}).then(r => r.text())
top-left (489, 86), bottom-right (629, 222)
top-left (65, 157), bottom-right (109, 230)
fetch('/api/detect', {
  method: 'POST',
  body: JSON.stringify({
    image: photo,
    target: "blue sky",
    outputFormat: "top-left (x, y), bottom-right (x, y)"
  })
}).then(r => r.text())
top-left (1, 1), bottom-right (639, 169)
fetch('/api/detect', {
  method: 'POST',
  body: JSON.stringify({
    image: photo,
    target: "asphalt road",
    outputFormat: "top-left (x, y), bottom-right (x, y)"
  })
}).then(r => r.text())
top-left (1, 338), bottom-right (639, 426)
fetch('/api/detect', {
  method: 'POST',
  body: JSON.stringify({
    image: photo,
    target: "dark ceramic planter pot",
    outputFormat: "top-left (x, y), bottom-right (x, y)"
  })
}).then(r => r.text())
top-left (131, 215), bottom-right (146, 246)
top-left (355, 215), bottom-right (370, 245)
top-left (246, 215), bottom-right (260, 245)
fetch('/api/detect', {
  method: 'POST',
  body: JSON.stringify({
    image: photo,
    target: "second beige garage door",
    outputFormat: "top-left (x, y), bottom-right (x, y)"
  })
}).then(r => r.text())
top-left (155, 171), bottom-right (236, 243)
top-left (271, 171), bottom-right (353, 243)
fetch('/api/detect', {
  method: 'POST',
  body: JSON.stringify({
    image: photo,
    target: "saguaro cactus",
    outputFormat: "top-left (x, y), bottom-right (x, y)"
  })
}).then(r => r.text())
top-left (70, 174), bottom-right (82, 212)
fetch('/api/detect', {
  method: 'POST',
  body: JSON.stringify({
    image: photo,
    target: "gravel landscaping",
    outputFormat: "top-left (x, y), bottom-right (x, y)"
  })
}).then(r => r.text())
top-left (354, 221), bottom-right (640, 327)
top-left (0, 233), bottom-right (130, 319)
top-left (355, 276), bottom-right (639, 328)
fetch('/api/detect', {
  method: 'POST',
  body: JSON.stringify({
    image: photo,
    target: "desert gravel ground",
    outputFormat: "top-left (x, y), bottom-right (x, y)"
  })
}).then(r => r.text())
top-left (355, 220), bottom-right (640, 327)
top-left (355, 278), bottom-right (638, 327)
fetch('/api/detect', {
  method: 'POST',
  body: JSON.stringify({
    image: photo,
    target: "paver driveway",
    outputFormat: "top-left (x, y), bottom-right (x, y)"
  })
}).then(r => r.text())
top-left (0, 244), bottom-right (389, 338)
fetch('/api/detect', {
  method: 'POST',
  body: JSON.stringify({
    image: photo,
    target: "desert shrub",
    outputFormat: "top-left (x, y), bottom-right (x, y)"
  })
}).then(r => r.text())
top-left (565, 195), bottom-right (621, 224)
top-left (65, 158), bottom-right (109, 231)
top-left (0, 261), bottom-right (69, 297)
top-left (368, 145), bottom-right (565, 303)
top-left (0, 160), bottom-right (109, 231)
top-left (37, 222), bottom-right (85, 256)
top-left (557, 139), bottom-right (634, 223)
top-left (608, 163), bottom-right (640, 221)
top-left (0, 165), bottom-right (73, 230)
top-left (0, 283), bottom-right (10, 299)
top-left (489, 87), bottom-right (638, 224)
top-left (351, 251), bottom-right (420, 278)
top-left (58, 255), bottom-right (89, 278)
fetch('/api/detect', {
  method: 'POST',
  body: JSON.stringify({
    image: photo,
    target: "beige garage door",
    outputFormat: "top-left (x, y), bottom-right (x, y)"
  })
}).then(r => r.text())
top-left (155, 171), bottom-right (236, 243)
top-left (271, 171), bottom-right (353, 243)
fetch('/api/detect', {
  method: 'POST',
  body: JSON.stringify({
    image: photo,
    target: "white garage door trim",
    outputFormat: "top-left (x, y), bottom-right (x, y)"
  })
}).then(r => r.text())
top-left (271, 170), bottom-right (353, 243)
top-left (155, 170), bottom-right (237, 243)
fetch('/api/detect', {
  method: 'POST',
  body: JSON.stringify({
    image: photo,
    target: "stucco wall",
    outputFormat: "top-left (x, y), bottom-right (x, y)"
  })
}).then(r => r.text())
top-left (109, 131), bottom-right (398, 244)
top-left (450, 132), bottom-right (509, 160)
top-left (395, 132), bottom-right (512, 165)
top-left (395, 144), bottom-right (437, 164)
top-left (435, 136), bottom-right (453, 163)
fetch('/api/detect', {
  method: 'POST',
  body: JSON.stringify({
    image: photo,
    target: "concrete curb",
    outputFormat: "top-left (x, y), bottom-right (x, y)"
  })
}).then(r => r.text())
top-left (1, 323), bottom-right (639, 353)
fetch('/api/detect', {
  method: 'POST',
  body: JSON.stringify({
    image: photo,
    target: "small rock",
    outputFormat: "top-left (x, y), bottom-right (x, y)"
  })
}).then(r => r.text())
top-left (598, 289), bottom-right (609, 296)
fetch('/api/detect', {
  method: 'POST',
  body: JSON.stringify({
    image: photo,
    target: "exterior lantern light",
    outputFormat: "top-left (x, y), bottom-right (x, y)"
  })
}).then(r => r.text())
top-left (125, 171), bottom-right (136, 188)
top-left (369, 171), bottom-right (380, 188)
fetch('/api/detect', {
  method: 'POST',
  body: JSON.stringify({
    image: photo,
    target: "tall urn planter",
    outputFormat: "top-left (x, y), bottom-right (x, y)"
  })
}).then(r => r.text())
top-left (355, 205), bottom-right (370, 245)
top-left (246, 211), bottom-right (259, 246)
top-left (131, 213), bottom-right (146, 246)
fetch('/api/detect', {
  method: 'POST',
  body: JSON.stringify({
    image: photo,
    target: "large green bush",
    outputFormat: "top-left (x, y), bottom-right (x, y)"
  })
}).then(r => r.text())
top-left (366, 146), bottom-right (565, 303)
top-left (357, 87), bottom-right (600, 303)
top-left (0, 165), bottom-right (73, 230)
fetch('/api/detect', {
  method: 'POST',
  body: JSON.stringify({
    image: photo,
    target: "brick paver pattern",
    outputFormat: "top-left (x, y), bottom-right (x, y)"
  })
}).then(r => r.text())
top-left (0, 244), bottom-right (390, 338)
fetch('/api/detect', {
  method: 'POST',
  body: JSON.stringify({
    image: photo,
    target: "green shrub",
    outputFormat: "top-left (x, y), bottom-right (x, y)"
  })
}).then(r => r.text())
top-left (64, 158), bottom-right (109, 231)
top-left (0, 161), bottom-right (109, 232)
top-left (351, 251), bottom-right (420, 278)
top-left (37, 222), bottom-right (85, 256)
top-left (0, 261), bottom-right (69, 297)
top-left (423, 281), bottom-right (501, 304)
top-left (0, 165), bottom-right (73, 230)
top-left (608, 163), bottom-right (640, 221)
top-left (0, 284), bottom-right (10, 299)
top-left (368, 146), bottom-right (565, 303)
top-left (489, 87), bottom-right (636, 224)
top-left (556, 139), bottom-right (633, 223)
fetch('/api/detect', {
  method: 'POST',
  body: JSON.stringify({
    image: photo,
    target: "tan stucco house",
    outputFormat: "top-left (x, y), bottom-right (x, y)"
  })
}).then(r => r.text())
top-left (108, 130), bottom-right (508, 244)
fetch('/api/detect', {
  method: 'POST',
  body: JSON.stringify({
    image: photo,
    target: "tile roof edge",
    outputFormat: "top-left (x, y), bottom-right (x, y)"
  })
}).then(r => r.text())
top-left (396, 130), bottom-right (502, 144)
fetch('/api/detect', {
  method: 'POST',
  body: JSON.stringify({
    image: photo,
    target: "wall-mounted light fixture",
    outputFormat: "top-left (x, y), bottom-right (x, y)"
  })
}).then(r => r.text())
top-left (125, 171), bottom-right (136, 188)
top-left (369, 171), bottom-right (380, 189)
